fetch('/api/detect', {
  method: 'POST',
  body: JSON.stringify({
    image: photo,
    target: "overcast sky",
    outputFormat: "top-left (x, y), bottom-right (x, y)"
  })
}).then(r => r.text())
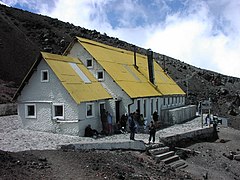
top-left (1, 0), bottom-right (240, 78)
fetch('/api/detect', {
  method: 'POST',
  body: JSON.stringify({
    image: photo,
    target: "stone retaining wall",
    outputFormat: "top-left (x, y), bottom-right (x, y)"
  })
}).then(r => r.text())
top-left (161, 105), bottom-right (197, 126)
top-left (59, 140), bottom-right (146, 151)
top-left (160, 127), bottom-right (215, 148)
top-left (0, 103), bottom-right (17, 116)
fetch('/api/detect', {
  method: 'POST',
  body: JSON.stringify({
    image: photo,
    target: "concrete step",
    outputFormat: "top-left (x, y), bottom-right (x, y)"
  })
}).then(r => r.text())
top-left (176, 163), bottom-right (188, 170)
top-left (169, 159), bottom-right (187, 169)
top-left (149, 146), bottom-right (170, 155)
top-left (146, 143), bottom-right (165, 150)
top-left (155, 151), bottom-right (175, 163)
top-left (162, 155), bottom-right (180, 164)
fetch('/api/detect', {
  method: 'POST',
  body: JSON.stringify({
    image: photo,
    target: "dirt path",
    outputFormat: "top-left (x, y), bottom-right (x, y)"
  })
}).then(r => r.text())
top-left (182, 127), bottom-right (240, 180)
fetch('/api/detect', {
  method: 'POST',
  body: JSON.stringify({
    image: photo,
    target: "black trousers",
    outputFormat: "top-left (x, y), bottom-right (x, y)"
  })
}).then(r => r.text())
top-left (130, 129), bottom-right (135, 140)
top-left (149, 132), bottom-right (155, 143)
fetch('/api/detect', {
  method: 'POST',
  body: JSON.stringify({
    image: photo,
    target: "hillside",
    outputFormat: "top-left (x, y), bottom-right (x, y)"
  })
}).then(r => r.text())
top-left (0, 4), bottom-right (240, 129)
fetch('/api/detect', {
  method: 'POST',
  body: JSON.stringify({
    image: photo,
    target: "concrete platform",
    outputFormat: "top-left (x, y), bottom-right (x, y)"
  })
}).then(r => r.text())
top-left (160, 126), bottom-right (215, 147)
top-left (59, 140), bottom-right (146, 151)
top-left (58, 116), bottom-right (215, 151)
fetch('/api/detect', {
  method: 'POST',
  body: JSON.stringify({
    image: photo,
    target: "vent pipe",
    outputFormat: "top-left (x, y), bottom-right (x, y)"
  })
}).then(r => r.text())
top-left (147, 49), bottom-right (155, 84)
top-left (133, 45), bottom-right (138, 69)
top-left (164, 55), bottom-right (166, 72)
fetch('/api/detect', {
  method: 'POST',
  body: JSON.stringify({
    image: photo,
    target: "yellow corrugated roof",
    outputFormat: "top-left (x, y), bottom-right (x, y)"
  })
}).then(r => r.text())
top-left (41, 52), bottom-right (112, 104)
top-left (76, 37), bottom-right (185, 97)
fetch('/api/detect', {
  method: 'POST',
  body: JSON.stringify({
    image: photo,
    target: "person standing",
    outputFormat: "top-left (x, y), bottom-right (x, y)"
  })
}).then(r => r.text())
top-left (120, 114), bottom-right (127, 131)
top-left (107, 112), bottom-right (113, 135)
top-left (148, 121), bottom-right (156, 143)
top-left (128, 113), bottom-right (136, 140)
top-left (205, 114), bottom-right (211, 126)
top-left (153, 110), bottom-right (158, 122)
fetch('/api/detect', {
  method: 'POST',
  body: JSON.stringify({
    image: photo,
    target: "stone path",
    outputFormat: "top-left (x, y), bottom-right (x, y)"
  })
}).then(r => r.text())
top-left (0, 115), bottom-right (207, 152)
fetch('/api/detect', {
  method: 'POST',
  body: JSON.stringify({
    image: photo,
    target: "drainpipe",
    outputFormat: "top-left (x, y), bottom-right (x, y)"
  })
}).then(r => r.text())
top-left (147, 49), bottom-right (154, 84)
top-left (128, 100), bottom-right (134, 115)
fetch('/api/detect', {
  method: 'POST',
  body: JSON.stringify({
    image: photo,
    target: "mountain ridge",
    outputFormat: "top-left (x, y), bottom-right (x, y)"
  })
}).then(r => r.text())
top-left (0, 4), bottom-right (240, 129)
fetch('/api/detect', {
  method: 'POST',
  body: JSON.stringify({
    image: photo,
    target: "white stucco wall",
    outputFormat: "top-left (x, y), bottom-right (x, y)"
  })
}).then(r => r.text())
top-left (18, 60), bottom-right (79, 135)
top-left (68, 43), bottom-right (133, 124)
top-left (67, 42), bottom-right (186, 128)
top-left (77, 101), bottom-right (109, 136)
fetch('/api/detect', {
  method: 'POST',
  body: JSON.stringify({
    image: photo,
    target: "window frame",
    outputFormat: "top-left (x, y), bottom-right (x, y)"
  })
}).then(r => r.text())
top-left (86, 103), bottom-right (94, 118)
top-left (86, 59), bottom-right (93, 69)
top-left (97, 70), bottom-right (104, 81)
top-left (52, 103), bottom-right (64, 120)
top-left (41, 70), bottom-right (49, 82)
top-left (25, 104), bottom-right (36, 119)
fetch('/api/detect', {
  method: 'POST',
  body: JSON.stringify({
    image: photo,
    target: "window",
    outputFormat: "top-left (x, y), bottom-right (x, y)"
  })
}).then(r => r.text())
top-left (163, 98), bottom-right (166, 106)
top-left (41, 70), bottom-right (49, 82)
top-left (143, 99), bottom-right (147, 118)
top-left (69, 62), bottom-right (91, 83)
top-left (137, 99), bottom-right (141, 114)
top-left (86, 103), bottom-right (94, 118)
top-left (25, 104), bottom-right (36, 118)
top-left (97, 70), bottom-right (104, 81)
top-left (53, 103), bottom-right (64, 119)
top-left (86, 59), bottom-right (93, 68)
top-left (150, 99), bottom-right (154, 115)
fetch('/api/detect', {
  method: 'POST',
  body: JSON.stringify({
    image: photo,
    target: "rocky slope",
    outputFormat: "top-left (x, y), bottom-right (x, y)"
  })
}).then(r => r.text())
top-left (0, 4), bottom-right (240, 129)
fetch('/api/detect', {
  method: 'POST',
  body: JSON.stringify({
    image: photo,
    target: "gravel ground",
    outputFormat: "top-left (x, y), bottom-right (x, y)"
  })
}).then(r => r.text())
top-left (1, 115), bottom-right (240, 180)
top-left (182, 127), bottom-right (240, 180)
top-left (0, 115), bottom-right (206, 152)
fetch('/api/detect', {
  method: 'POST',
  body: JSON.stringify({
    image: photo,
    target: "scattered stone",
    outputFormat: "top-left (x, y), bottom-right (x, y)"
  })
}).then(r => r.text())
top-left (233, 154), bottom-right (240, 161)
top-left (219, 139), bottom-right (226, 143)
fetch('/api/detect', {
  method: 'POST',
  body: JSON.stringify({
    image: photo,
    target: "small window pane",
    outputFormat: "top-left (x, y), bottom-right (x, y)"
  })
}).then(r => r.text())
top-left (97, 71), bottom-right (104, 80)
top-left (41, 70), bottom-right (49, 82)
top-left (87, 59), bottom-right (92, 67)
top-left (86, 103), bottom-right (94, 117)
top-left (87, 104), bottom-right (93, 116)
top-left (43, 72), bottom-right (48, 80)
top-left (28, 105), bottom-right (35, 116)
top-left (25, 104), bottom-right (36, 118)
top-left (55, 105), bottom-right (63, 116)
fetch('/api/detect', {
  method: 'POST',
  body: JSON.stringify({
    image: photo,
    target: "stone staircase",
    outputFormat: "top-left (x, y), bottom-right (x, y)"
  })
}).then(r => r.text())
top-left (146, 143), bottom-right (188, 170)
